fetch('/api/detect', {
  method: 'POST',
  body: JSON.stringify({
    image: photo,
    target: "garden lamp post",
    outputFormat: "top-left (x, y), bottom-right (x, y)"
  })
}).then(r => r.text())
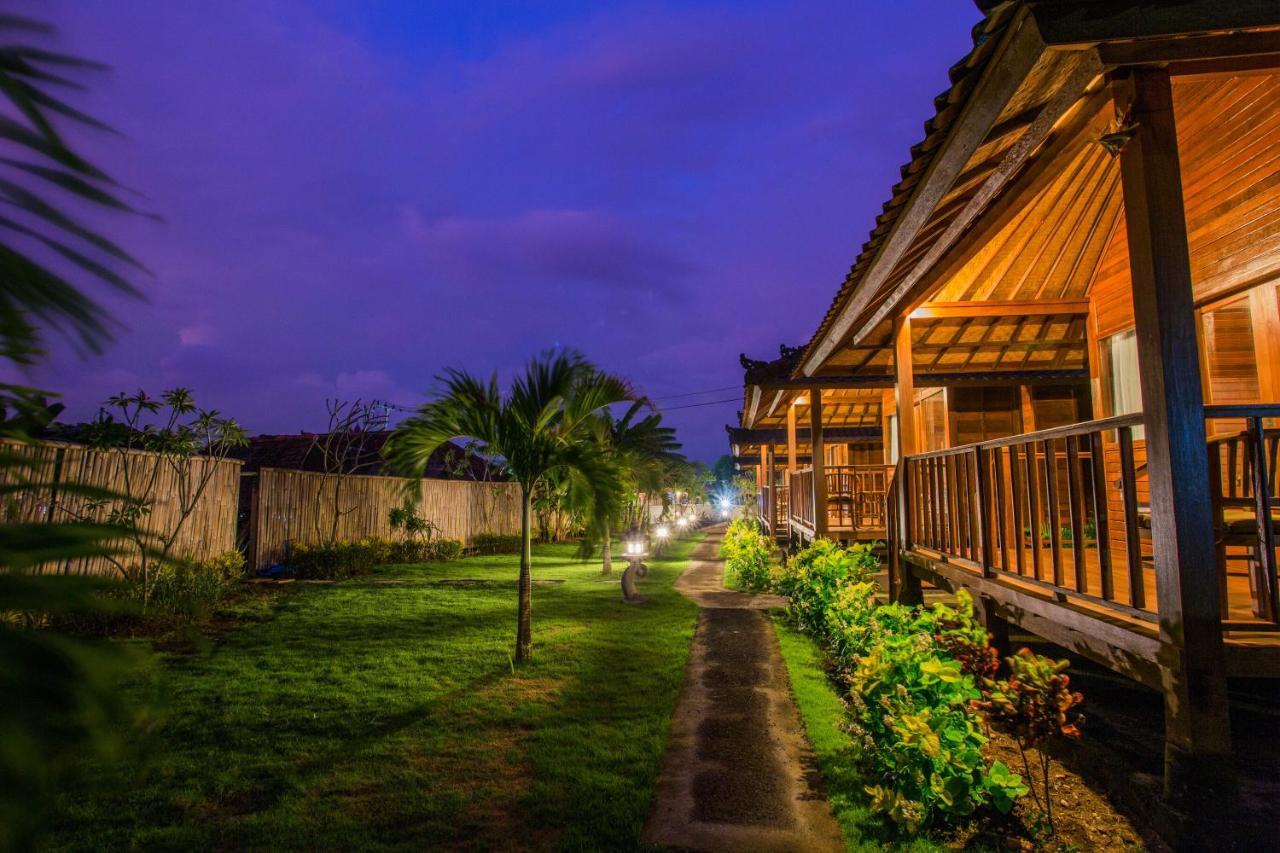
top-left (620, 528), bottom-right (648, 603)
top-left (676, 515), bottom-right (689, 537)
top-left (654, 523), bottom-right (670, 557)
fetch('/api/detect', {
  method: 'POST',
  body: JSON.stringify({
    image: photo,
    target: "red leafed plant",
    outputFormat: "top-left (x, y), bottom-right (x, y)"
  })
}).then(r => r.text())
top-left (975, 648), bottom-right (1085, 832)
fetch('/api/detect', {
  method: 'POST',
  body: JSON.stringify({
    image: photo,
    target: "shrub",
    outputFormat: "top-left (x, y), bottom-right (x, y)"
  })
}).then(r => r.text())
top-left (471, 533), bottom-right (522, 555)
top-left (719, 518), bottom-right (774, 591)
top-left (143, 550), bottom-right (245, 621)
top-left (975, 648), bottom-right (1084, 831)
top-left (779, 541), bottom-right (1034, 833)
top-left (777, 538), bottom-right (879, 643)
top-left (847, 597), bottom-right (1027, 831)
top-left (288, 537), bottom-right (464, 578)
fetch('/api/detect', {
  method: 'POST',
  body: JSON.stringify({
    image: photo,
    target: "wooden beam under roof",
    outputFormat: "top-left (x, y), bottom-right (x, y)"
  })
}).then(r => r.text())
top-left (1095, 29), bottom-right (1280, 66)
top-left (1030, 0), bottom-right (1280, 47)
top-left (909, 299), bottom-right (1089, 319)
top-left (753, 367), bottom-right (1089, 392)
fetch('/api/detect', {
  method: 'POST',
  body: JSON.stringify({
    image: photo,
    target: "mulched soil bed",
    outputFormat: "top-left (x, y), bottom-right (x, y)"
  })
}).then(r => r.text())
top-left (969, 731), bottom-right (1152, 852)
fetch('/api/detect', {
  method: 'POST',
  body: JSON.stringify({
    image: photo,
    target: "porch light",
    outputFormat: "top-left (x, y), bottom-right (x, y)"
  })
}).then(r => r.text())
top-left (624, 529), bottom-right (648, 558)
top-left (620, 528), bottom-right (648, 603)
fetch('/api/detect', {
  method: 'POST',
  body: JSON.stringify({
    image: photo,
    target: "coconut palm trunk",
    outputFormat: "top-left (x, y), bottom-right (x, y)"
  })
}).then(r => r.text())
top-left (601, 521), bottom-right (613, 575)
top-left (517, 486), bottom-right (533, 662)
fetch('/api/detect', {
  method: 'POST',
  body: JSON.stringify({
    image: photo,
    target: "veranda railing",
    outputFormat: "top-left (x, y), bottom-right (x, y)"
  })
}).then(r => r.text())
top-left (890, 406), bottom-right (1280, 631)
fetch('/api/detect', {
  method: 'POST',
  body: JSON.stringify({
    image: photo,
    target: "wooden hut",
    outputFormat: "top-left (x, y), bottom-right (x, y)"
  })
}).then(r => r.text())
top-left (731, 0), bottom-right (1280, 838)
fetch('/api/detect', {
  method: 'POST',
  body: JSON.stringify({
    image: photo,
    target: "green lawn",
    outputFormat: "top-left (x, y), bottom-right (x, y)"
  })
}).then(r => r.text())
top-left (772, 616), bottom-right (945, 853)
top-left (52, 535), bottom-right (704, 851)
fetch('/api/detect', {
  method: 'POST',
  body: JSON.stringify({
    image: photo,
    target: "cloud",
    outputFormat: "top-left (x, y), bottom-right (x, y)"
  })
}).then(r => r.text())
top-left (403, 207), bottom-right (694, 292)
top-left (29, 0), bottom-right (980, 460)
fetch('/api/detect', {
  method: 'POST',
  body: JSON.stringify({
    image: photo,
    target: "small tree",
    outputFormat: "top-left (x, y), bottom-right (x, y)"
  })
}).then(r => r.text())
top-left (385, 350), bottom-right (628, 663)
top-left (388, 498), bottom-right (439, 543)
top-left (594, 400), bottom-right (684, 575)
top-left (309, 398), bottom-right (389, 542)
top-left (80, 388), bottom-right (247, 606)
top-left (976, 648), bottom-right (1085, 833)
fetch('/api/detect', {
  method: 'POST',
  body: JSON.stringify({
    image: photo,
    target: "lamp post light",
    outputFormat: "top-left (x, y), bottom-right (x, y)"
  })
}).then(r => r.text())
top-left (621, 528), bottom-right (648, 603)
top-left (654, 523), bottom-right (670, 557)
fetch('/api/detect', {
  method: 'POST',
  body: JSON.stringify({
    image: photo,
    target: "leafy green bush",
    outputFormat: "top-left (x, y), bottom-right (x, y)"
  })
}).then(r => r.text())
top-left (470, 533), bottom-right (522, 555)
top-left (719, 518), bottom-right (774, 590)
top-left (779, 539), bottom-right (1032, 832)
top-left (847, 596), bottom-right (1027, 831)
top-left (288, 537), bottom-right (463, 578)
top-left (143, 550), bottom-right (246, 621)
top-left (777, 538), bottom-right (879, 642)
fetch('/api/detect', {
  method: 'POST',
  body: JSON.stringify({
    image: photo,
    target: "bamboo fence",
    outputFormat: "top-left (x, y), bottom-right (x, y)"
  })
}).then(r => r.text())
top-left (250, 467), bottom-right (521, 567)
top-left (1, 439), bottom-right (242, 575)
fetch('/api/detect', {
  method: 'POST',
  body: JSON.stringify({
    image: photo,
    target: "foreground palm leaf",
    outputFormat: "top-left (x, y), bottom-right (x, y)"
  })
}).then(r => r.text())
top-left (0, 17), bottom-right (150, 849)
top-left (386, 350), bottom-right (631, 662)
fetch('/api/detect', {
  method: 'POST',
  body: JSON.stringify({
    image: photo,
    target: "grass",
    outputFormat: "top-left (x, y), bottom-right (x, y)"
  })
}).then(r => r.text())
top-left (50, 534), bottom-right (705, 852)
top-left (772, 615), bottom-right (945, 853)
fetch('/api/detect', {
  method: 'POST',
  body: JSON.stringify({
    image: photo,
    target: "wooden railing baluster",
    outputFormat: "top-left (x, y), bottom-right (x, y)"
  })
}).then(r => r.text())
top-left (1091, 431), bottom-right (1114, 601)
top-left (1248, 417), bottom-right (1278, 623)
top-left (1044, 438), bottom-right (1063, 588)
top-left (1118, 426), bottom-right (1145, 610)
top-left (1026, 440), bottom-right (1042, 581)
top-left (1066, 434), bottom-right (1088, 594)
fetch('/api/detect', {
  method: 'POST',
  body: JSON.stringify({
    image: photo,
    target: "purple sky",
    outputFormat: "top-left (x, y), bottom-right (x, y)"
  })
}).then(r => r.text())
top-left (26, 0), bottom-right (977, 462)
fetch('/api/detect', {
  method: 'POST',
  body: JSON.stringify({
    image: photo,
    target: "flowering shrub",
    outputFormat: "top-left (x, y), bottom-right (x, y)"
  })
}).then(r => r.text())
top-left (719, 518), bottom-right (774, 590)
top-left (845, 595), bottom-right (1027, 830)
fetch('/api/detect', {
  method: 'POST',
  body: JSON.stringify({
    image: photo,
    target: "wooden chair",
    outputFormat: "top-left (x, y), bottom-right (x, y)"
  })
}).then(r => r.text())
top-left (1207, 427), bottom-right (1280, 624)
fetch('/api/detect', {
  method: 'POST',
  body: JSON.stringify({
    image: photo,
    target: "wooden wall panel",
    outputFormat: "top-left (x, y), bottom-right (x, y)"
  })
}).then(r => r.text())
top-left (949, 386), bottom-right (1021, 445)
top-left (1091, 71), bottom-right (1280, 340)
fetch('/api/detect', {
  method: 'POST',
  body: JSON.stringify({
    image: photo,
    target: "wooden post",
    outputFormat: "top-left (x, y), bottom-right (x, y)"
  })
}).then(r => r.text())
top-left (1019, 385), bottom-right (1037, 433)
top-left (881, 389), bottom-right (896, 464)
top-left (895, 319), bottom-right (917, 457)
top-left (894, 317), bottom-right (922, 603)
top-left (786, 404), bottom-right (799, 476)
top-left (765, 443), bottom-right (777, 533)
top-left (1114, 65), bottom-right (1235, 824)
top-left (810, 392), bottom-right (828, 539)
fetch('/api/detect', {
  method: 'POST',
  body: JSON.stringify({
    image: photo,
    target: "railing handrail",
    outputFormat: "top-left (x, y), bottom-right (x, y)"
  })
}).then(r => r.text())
top-left (1204, 403), bottom-right (1280, 419)
top-left (907, 413), bottom-right (1146, 460)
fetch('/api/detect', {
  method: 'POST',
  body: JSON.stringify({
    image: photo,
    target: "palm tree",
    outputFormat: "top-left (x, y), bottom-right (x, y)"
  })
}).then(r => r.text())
top-left (386, 350), bottom-right (630, 663)
top-left (597, 400), bottom-right (685, 575)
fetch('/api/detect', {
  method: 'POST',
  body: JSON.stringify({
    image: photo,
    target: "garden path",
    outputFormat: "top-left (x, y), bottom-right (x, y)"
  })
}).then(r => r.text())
top-left (642, 527), bottom-right (844, 852)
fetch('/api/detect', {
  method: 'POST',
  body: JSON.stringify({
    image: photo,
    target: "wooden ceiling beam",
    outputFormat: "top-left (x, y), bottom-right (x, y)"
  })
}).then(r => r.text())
top-left (910, 298), bottom-right (1089, 319)
top-left (855, 88), bottom-right (1111, 349)
top-left (1032, 2), bottom-right (1280, 48)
